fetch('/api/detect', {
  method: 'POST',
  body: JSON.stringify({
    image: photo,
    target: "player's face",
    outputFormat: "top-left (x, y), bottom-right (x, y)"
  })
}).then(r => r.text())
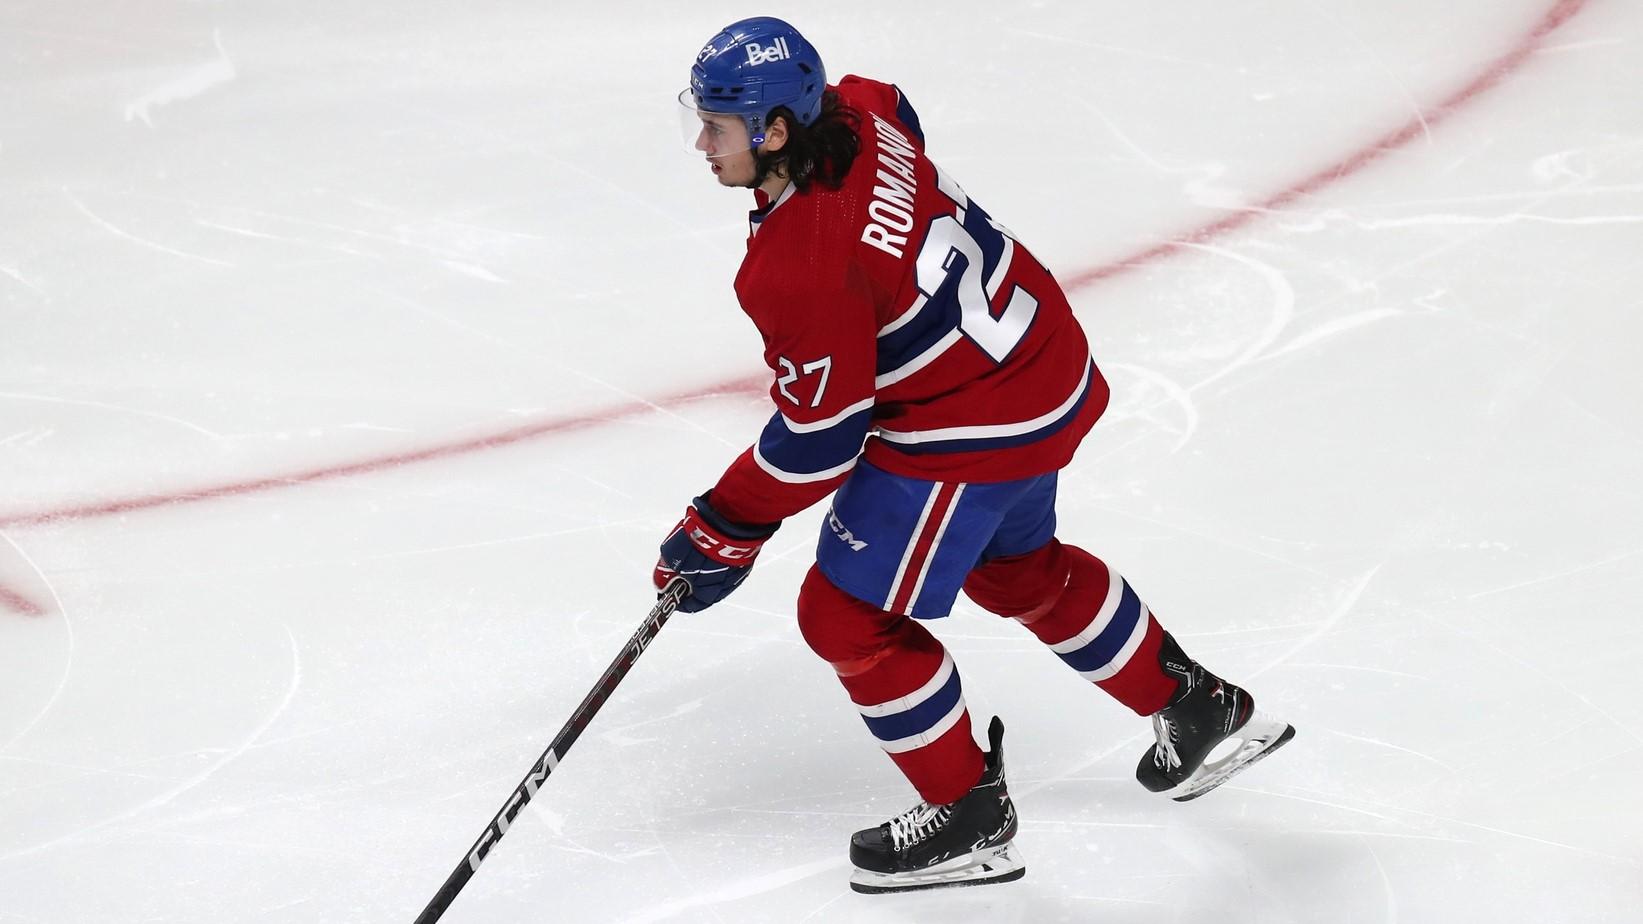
top-left (693, 112), bottom-right (758, 186)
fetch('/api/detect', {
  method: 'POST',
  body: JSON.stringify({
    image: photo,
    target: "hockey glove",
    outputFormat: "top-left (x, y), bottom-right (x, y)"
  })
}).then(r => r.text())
top-left (654, 494), bottom-right (778, 613)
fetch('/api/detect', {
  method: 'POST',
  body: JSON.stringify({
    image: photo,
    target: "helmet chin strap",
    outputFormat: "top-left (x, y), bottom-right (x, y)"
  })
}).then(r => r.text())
top-left (748, 115), bottom-right (793, 190)
top-left (746, 123), bottom-right (770, 188)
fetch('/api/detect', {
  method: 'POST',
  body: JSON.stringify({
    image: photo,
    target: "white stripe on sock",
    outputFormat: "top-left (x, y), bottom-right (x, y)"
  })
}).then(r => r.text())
top-left (857, 651), bottom-right (956, 718)
top-left (878, 695), bottom-right (968, 755)
top-left (1077, 604), bottom-right (1151, 681)
top-left (1048, 571), bottom-right (1126, 654)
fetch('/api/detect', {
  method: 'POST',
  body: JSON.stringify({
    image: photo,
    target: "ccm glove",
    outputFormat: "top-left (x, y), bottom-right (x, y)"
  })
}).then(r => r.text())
top-left (654, 494), bottom-right (778, 613)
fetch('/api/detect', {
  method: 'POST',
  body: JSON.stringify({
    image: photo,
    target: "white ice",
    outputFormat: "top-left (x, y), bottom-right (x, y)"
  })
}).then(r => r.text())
top-left (3, 1), bottom-right (1641, 922)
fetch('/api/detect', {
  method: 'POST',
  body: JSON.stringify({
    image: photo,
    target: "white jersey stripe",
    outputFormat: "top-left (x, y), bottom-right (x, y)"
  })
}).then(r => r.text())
top-left (752, 442), bottom-right (857, 484)
top-left (877, 357), bottom-right (1092, 445)
top-left (877, 293), bottom-right (928, 338)
top-left (778, 396), bottom-right (875, 434)
top-left (873, 329), bottom-right (963, 390)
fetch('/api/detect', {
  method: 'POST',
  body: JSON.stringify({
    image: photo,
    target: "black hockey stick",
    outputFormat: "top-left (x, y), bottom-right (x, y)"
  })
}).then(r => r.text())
top-left (411, 577), bottom-right (692, 924)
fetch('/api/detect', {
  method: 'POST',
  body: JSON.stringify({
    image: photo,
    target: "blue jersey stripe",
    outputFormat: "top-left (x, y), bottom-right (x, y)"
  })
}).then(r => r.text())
top-left (756, 407), bottom-right (872, 476)
top-left (892, 85), bottom-right (925, 145)
top-left (879, 374), bottom-right (1092, 455)
top-left (1055, 581), bottom-right (1144, 673)
top-left (876, 297), bottom-right (958, 377)
top-left (860, 667), bottom-right (963, 742)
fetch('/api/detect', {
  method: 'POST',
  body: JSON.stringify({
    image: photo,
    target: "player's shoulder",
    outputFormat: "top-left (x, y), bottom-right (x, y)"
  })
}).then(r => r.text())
top-left (740, 198), bottom-right (877, 320)
top-left (834, 75), bottom-right (898, 111)
top-left (834, 75), bottom-right (925, 147)
top-left (746, 197), bottom-right (857, 290)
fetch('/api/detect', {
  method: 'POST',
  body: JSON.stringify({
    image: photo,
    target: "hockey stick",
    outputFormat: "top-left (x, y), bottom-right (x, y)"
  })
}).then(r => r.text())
top-left (411, 576), bottom-right (692, 924)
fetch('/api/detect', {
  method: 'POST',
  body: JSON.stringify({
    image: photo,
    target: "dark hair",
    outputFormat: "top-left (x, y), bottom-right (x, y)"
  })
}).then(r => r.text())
top-left (754, 90), bottom-right (862, 193)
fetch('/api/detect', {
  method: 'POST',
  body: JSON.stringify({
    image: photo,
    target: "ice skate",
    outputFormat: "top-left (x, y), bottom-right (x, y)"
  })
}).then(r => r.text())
top-left (848, 716), bottom-right (1025, 894)
top-left (1136, 633), bottom-right (1295, 802)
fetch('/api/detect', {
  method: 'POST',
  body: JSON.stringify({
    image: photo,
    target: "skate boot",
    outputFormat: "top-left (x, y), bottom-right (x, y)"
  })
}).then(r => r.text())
top-left (848, 716), bottom-right (1025, 894)
top-left (1136, 632), bottom-right (1295, 802)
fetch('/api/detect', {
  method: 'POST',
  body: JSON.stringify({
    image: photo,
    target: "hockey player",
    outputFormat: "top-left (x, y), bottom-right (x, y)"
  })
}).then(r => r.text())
top-left (656, 17), bottom-right (1295, 894)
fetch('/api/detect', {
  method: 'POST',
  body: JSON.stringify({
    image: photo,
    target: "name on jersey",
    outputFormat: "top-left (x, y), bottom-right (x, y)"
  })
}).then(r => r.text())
top-left (745, 36), bottom-right (792, 66)
top-left (860, 113), bottom-right (919, 259)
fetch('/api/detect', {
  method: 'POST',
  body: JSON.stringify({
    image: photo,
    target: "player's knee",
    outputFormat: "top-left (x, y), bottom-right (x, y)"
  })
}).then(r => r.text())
top-left (1059, 543), bottom-right (1112, 599)
top-left (965, 539), bottom-right (1076, 621)
top-left (797, 565), bottom-right (906, 675)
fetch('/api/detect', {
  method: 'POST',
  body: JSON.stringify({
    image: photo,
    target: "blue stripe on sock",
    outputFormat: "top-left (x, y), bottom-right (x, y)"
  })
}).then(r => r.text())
top-left (1056, 581), bottom-right (1143, 674)
top-left (860, 668), bottom-right (964, 743)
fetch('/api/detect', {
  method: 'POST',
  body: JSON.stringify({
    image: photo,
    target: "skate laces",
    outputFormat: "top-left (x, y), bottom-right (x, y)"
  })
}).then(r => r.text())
top-left (1151, 713), bottom-right (1182, 772)
top-left (888, 801), bottom-right (952, 852)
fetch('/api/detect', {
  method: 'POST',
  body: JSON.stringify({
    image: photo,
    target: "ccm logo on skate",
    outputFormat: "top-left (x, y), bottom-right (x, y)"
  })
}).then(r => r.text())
top-left (828, 509), bottom-right (868, 551)
top-left (745, 36), bottom-right (791, 66)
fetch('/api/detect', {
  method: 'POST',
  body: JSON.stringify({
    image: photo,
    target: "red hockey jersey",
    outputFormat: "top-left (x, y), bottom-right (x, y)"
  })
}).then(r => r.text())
top-left (709, 76), bottom-right (1108, 527)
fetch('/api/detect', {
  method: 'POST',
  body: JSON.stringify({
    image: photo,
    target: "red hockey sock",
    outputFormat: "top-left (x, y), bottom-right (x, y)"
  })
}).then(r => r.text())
top-left (965, 540), bottom-right (1177, 716)
top-left (797, 565), bottom-right (985, 805)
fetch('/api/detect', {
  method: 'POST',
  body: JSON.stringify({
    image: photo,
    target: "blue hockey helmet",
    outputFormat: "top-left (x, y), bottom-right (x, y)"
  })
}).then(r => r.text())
top-left (684, 17), bottom-right (826, 147)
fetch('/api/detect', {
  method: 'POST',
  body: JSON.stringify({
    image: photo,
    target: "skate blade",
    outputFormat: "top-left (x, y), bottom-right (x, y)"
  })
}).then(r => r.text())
top-left (1168, 711), bottom-right (1295, 803)
top-left (849, 842), bottom-right (1025, 895)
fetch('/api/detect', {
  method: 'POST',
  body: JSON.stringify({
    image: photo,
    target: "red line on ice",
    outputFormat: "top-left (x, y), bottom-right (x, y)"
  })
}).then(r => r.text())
top-left (1062, 0), bottom-right (1588, 288)
top-left (0, 373), bottom-right (769, 531)
top-left (0, 583), bottom-right (46, 617)
top-left (0, 0), bottom-right (1589, 614)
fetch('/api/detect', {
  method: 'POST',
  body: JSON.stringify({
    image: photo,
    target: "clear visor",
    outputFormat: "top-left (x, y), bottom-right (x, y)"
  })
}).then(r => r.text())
top-left (676, 88), bottom-right (760, 160)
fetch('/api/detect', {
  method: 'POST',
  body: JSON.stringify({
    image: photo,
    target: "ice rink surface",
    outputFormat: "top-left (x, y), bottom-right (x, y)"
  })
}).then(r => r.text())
top-left (3, 1), bottom-right (1641, 921)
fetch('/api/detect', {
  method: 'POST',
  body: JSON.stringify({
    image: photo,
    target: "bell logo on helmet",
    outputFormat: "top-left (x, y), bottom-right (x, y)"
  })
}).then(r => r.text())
top-left (745, 36), bottom-right (792, 67)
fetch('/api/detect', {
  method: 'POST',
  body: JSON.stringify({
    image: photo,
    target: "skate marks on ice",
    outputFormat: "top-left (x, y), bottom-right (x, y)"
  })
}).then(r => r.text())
top-left (1085, 153), bottom-right (1643, 470)
top-left (0, 388), bottom-right (230, 441)
top-left (1243, 565), bottom-right (1380, 683)
top-left (1089, 241), bottom-right (1295, 459)
top-left (122, 29), bottom-right (237, 127)
top-left (1225, 778), bottom-right (1639, 867)
top-left (1010, 565), bottom-right (1379, 812)
top-left (616, 856), bottom-right (846, 924)
top-left (0, 625), bottom-right (300, 862)
top-left (1464, 545), bottom-right (1643, 602)
top-left (64, 189), bottom-right (237, 269)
